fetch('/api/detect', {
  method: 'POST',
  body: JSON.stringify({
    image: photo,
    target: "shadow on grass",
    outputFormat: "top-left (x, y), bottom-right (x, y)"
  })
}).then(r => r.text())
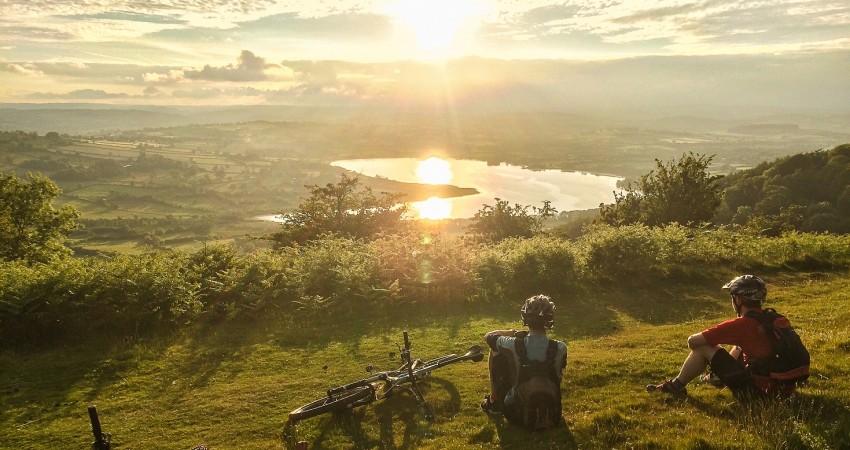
top-left (282, 401), bottom-right (578, 450)
top-left (596, 281), bottom-right (725, 326)
top-left (44, 281), bottom-right (710, 434)
top-left (8, 279), bottom-right (692, 416)
top-left (281, 384), bottom-right (441, 449)
top-left (484, 414), bottom-right (577, 449)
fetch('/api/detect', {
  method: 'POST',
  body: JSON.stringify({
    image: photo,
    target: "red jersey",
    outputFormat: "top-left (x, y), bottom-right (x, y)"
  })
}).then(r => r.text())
top-left (701, 311), bottom-right (792, 395)
top-left (701, 313), bottom-right (773, 363)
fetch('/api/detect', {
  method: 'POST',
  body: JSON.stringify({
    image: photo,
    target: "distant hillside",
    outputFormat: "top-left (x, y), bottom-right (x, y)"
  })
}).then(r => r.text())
top-left (0, 108), bottom-right (186, 135)
top-left (715, 143), bottom-right (850, 233)
top-left (728, 123), bottom-right (801, 135)
top-left (0, 104), bottom-right (358, 135)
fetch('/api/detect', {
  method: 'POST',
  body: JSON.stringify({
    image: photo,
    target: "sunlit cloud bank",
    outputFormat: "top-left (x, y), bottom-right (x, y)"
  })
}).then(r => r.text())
top-left (0, 1), bottom-right (848, 107)
top-left (1, 0), bottom-right (848, 64)
top-left (1, 50), bottom-right (849, 111)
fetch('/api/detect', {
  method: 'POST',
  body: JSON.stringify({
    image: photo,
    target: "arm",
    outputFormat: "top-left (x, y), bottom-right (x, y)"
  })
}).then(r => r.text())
top-left (484, 329), bottom-right (518, 353)
top-left (484, 329), bottom-right (518, 338)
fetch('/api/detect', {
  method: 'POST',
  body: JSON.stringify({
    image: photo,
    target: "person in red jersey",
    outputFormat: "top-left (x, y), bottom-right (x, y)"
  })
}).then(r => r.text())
top-left (647, 275), bottom-right (805, 399)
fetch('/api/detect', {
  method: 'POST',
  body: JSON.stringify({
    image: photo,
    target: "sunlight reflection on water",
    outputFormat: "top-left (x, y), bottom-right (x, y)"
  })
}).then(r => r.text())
top-left (331, 157), bottom-right (623, 220)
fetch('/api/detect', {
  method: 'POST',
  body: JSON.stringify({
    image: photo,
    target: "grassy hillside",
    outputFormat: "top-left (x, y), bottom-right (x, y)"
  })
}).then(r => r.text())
top-left (2, 271), bottom-right (848, 449)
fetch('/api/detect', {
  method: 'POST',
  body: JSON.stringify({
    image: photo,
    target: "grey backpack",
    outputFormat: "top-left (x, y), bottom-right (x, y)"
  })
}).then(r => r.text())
top-left (506, 334), bottom-right (562, 431)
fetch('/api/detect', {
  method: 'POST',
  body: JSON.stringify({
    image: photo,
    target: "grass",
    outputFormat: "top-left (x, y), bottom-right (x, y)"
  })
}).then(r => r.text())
top-left (2, 271), bottom-right (849, 449)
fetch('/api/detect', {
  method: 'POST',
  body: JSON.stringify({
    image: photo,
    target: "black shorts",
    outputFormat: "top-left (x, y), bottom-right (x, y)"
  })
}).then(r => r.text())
top-left (710, 348), bottom-right (760, 397)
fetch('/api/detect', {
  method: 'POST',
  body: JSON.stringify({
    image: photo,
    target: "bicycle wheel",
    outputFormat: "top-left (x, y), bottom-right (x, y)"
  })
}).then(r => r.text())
top-left (289, 385), bottom-right (375, 422)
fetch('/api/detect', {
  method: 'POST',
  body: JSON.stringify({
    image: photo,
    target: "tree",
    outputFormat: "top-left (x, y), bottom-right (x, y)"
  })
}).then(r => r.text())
top-left (0, 172), bottom-right (80, 262)
top-left (269, 173), bottom-right (410, 247)
top-left (599, 153), bottom-right (722, 227)
top-left (467, 198), bottom-right (556, 243)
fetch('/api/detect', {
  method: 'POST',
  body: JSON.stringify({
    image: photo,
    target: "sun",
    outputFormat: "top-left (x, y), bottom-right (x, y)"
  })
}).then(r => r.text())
top-left (388, 0), bottom-right (486, 53)
top-left (415, 156), bottom-right (453, 184)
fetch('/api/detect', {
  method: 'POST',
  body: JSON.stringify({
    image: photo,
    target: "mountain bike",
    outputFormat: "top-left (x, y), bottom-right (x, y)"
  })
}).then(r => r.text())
top-left (288, 331), bottom-right (484, 422)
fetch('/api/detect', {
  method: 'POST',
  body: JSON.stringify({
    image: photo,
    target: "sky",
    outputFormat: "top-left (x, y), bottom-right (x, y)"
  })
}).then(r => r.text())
top-left (1, 0), bottom-right (849, 107)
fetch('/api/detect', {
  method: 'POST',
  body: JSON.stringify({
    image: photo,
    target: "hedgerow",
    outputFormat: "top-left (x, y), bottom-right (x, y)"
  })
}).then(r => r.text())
top-left (2, 227), bottom-right (849, 345)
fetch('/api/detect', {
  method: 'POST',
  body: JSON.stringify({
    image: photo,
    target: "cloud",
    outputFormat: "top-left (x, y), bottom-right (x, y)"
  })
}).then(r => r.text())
top-left (0, 26), bottom-right (75, 41)
top-left (62, 10), bottom-right (187, 25)
top-left (677, 1), bottom-right (850, 47)
top-left (2, 0), bottom-right (279, 22)
top-left (3, 61), bottom-right (155, 79)
top-left (585, 0), bottom-right (850, 52)
top-left (283, 61), bottom-right (340, 85)
top-left (143, 69), bottom-right (185, 83)
top-left (143, 85), bottom-right (163, 96)
top-left (612, 2), bottom-right (722, 25)
top-left (183, 50), bottom-right (278, 81)
top-left (5, 63), bottom-right (45, 76)
top-left (234, 12), bottom-right (392, 39)
top-left (171, 86), bottom-right (265, 99)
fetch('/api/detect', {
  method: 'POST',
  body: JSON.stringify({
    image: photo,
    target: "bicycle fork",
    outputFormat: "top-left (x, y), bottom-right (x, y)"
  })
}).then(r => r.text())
top-left (402, 331), bottom-right (434, 420)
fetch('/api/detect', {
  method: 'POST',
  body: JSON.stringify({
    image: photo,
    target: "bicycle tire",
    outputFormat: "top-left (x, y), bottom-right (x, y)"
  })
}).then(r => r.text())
top-left (289, 385), bottom-right (375, 422)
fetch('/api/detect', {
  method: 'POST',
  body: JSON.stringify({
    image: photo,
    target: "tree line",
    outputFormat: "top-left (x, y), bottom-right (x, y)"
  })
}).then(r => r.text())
top-left (2, 144), bottom-right (850, 264)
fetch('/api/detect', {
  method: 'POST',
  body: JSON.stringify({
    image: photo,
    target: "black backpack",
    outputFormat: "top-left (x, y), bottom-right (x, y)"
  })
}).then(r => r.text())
top-left (505, 334), bottom-right (562, 431)
top-left (745, 308), bottom-right (810, 386)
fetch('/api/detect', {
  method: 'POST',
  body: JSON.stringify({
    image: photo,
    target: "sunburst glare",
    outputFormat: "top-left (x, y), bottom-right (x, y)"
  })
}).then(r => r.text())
top-left (415, 156), bottom-right (453, 185)
top-left (388, 0), bottom-right (486, 53)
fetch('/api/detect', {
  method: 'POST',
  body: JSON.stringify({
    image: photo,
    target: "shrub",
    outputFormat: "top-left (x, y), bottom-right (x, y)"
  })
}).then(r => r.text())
top-left (467, 198), bottom-right (556, 243)
top-left (370, 232), bottom-right (475, 302)
top-left (579, 224), bottom-right (666, 282)
top-left (289, 237), bottom-right (383, 315)
top-left (473, 236), bottom-right (579, 302)
top-left (84, 252), bottom-right (201, 332)
top-left (201, 248), bottom-right (299, 319)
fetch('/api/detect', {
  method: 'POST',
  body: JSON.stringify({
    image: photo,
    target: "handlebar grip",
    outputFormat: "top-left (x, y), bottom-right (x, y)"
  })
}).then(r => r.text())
top-left (403, 331), bottom-right (410, 351)
top-left (328, 378), bottom-right (368, 396)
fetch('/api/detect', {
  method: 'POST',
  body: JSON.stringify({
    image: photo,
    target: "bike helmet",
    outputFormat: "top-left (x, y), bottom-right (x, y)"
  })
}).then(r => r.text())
top-left (521, 294), bottom-right (555, 328)
top-left (722, 275), bottom-right (767, 303)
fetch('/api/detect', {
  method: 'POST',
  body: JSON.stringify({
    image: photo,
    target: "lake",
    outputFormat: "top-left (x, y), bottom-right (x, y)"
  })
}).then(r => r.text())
top-left (330, 157), bottom-right (623, 220)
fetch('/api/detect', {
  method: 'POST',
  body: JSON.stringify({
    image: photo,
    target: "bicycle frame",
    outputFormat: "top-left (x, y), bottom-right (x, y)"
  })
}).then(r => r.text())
top-left (289, 331), bottom-right (483, 422)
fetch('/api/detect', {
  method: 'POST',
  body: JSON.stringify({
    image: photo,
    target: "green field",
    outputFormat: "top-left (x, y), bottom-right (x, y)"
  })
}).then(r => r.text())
top-left (2, 271), bottom-right (848, 449)
top-left (0, 132), bottom-right (479, 253)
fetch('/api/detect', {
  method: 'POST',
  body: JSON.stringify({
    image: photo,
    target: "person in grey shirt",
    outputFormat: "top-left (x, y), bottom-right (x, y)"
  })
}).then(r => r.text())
top-left (481, 294), bottom-right (568, 419)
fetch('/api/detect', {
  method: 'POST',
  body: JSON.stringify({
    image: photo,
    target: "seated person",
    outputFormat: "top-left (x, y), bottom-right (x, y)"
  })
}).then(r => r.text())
top-left (482, 295), bottom-right (568, 430)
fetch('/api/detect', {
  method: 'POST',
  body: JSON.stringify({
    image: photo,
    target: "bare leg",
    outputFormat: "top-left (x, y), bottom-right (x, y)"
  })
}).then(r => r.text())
top-left (675, 345), bottom-right (720, 385)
